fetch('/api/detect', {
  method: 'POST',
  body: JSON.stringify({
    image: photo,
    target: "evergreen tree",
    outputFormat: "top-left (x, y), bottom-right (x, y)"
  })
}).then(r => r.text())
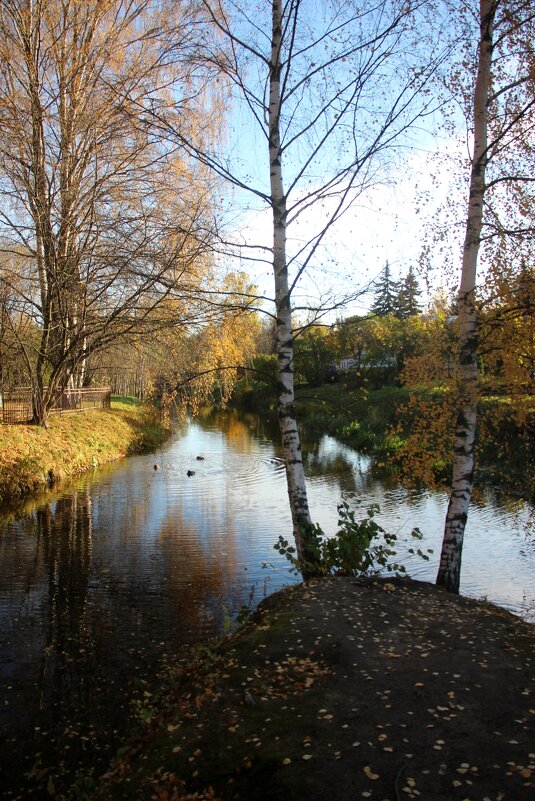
top-left (396, 266), bottom-right (423, 319)
top-left (370, 262), bottom-right (400, 316)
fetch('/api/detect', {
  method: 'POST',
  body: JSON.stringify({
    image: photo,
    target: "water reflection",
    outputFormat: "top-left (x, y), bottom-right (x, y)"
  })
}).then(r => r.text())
top-left (0, 410), bottom-right (533, 798)
top-left (301, 433), bottom-right (534, 618)
top-left (1, 493), bottom-right (104, 796)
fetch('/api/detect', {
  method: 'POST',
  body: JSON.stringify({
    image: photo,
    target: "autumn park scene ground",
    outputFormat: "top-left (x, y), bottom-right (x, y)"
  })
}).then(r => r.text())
top-left (1, 1), bottom-right (534, 800)
top-left (95, 577), bottom-right (535, 801)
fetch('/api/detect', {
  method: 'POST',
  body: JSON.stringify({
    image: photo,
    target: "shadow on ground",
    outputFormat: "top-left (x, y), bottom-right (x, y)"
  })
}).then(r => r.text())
top-left (96, 576), bottom-right (535, 801)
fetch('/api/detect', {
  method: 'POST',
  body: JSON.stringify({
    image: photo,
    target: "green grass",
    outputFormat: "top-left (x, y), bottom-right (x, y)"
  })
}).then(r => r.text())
top-left (0, 397), bottom-right (169, 508)
top-left (293, 384), bottom-right (409, 453)
top-left (112, 394), bottom-right (142, 407)
top-left (286, 382), bottom-right (534, 497)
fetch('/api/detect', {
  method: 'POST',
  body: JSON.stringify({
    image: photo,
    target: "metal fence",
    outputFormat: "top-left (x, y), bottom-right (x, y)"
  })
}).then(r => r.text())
top-left (0, 386), bottom-right (112, 424)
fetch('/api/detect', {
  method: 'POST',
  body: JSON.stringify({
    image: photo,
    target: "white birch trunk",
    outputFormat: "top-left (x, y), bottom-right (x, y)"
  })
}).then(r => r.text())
top-left (269, 0), bottom-right (316, 575)
top-left (436, 0), bottom-right (495, 593)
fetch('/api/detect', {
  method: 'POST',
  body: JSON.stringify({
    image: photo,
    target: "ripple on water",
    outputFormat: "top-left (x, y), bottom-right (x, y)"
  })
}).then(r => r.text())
top-left (0, 414), bottom-right (533, 799)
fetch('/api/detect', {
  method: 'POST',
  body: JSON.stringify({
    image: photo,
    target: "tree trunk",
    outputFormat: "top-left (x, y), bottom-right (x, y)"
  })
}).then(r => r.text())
top-left (436, 0), bottom-right (495, 593)
top-left (269, 0), bottom-right (318, 578)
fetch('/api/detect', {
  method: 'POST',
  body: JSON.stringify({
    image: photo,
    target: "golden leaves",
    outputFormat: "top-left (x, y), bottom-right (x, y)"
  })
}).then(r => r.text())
top-left (395, 390), bottom-right (457, 490)
top-left (363, 765), bottom-right (379, 780)
top-left (257, 655), bottom-right (331, 699)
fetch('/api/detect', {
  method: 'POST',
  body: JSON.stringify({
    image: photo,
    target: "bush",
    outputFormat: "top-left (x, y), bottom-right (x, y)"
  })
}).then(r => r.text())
top-left (340, 420), bottom-right (377, 450)
top-left (275, 502), bottom-right (430, 577)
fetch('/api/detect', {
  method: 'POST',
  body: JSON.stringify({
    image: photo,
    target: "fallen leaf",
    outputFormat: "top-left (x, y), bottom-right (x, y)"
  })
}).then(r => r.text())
top-left (363, 766), bottom-right (379, 780)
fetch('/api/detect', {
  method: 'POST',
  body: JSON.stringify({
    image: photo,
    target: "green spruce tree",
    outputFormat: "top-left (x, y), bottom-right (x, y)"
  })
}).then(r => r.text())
top-left (396, 266), bottom-right (422, 319)
top-left (370, 262), bottom-right (400, 316)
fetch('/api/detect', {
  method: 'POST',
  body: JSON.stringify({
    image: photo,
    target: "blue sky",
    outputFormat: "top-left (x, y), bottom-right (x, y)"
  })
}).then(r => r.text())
top-left (209, 1), bottom-right (467, 319)
top-left (222, 133), bottom-right (466, 319)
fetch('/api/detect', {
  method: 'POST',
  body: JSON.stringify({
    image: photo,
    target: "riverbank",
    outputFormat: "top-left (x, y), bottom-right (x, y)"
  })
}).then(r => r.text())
top-left (0, 397), bottom-right (169, 510)
top-left (94, 576), bottom-right (534, 801)
top-left (232, 382), bottom-right (535, 498)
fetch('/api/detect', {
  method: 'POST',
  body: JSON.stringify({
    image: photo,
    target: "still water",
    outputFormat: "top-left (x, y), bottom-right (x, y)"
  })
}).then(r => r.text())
top-left (1, 409), bottom-right (533, 798)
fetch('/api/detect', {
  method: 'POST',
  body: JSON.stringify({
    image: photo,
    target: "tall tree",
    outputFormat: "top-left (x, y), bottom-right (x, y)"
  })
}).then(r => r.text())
top-left (396, 266), bottom-right (422, 318)
top-left (333, 315), bottom-right (368, 374)
top-left (0, 0), bottom-right (217, 424)
top-left (370, 262), bottom-right (400, 317)
top-left (294, 325), bottom-right (335, 386)
top-left (92, 272), bottom-right (262, 409)
top-left (437, 0), bottom-right (534, 593)
top-left (154, 0), bottom-right (446, 575)
top-left (436, 0), bottom-right (495, 594)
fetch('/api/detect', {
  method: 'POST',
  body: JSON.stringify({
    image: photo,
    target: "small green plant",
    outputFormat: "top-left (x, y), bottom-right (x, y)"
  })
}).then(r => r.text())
top-left (222, 604), bottom-right (235, 636)
top-left (222, 572), bottom-right (274, 634)
top-left (407, 526), bottom-right (433, 562)
top-left (340, 420), bottom-right (377, 450)
top-left (275, 501), bottom-right (429, 577)
top-left (222, 597), bottom-right (253, 635)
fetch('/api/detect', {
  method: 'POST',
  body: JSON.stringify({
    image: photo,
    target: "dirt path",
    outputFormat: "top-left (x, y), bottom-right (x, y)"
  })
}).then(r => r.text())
top-left (98, 576), bottom-right (535, 801)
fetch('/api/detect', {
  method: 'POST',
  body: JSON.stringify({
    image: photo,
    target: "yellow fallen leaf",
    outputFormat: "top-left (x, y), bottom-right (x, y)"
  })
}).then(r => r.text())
top-left (363, 766), bottom-right (379, 780)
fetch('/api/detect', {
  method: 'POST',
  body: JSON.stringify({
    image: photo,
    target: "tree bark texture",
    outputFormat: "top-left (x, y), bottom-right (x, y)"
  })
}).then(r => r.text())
top-left (436, 0), bottom-right (496, 593)
top-left (269, 0), bottom-right (316, 577)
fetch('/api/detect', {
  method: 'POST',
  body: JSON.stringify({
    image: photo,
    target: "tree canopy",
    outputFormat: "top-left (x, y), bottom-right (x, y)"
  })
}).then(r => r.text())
top-left (0, 0), bottom-right (221, 423)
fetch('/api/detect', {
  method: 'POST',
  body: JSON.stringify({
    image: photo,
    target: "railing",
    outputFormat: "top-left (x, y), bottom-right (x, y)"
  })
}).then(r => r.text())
top-left (0, 387), bottom-right (32, 424)
top-left (0, 387), bottom-right (112, 424)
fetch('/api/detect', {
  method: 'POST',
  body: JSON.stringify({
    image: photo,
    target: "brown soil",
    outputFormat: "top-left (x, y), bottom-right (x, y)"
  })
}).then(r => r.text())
top-left (97, 576), bottom-right (535, 801)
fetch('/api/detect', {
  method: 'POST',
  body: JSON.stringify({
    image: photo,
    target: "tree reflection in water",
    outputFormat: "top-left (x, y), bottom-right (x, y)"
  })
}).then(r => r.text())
top-left (0, 412), bottom-right (533, 799)
top-left (0, 481), bottom-right (235, 798)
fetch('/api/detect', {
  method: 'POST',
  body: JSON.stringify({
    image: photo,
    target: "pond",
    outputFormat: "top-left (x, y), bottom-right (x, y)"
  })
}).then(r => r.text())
top-left (0, 409), bottom-right (533, 798)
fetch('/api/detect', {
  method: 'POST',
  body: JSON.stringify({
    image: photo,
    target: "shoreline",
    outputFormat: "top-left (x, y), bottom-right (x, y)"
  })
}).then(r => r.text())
top-left (0, 399), bottom-right (170, 513)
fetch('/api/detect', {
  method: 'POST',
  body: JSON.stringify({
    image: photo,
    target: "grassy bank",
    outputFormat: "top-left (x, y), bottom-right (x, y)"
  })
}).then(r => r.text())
top-left (0, 397), bottom-right (169, 509)
top-left (232, 381), bottom-right (534, 497)
top-left (294, 383), bottom-right (407, 452)
top-left (232, 380), bottom-right (409, 453)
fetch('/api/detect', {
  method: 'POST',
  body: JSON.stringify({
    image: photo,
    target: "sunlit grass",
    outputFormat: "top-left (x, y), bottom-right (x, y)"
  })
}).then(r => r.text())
top-left (112, 395), bottom-right (142, 407)
top-left (0, 397), bottom-right (168, 507)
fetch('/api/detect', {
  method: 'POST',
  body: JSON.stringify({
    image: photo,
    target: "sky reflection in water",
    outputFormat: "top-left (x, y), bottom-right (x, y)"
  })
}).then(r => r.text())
top-left (0, 410), bottom-right (533, 797)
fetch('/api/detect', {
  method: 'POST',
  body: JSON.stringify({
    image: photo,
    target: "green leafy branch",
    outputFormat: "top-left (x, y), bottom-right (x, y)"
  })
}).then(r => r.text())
top-left (275, 502), bottom-right (431, 578)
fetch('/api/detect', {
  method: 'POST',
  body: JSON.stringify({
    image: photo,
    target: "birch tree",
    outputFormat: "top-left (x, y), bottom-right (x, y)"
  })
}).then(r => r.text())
top-left (436, 0), bottom-right (534, 592)
top-left (142, 0), bottom-right (448, 574)
top-left (0, 0), bottom-right (217, 424)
